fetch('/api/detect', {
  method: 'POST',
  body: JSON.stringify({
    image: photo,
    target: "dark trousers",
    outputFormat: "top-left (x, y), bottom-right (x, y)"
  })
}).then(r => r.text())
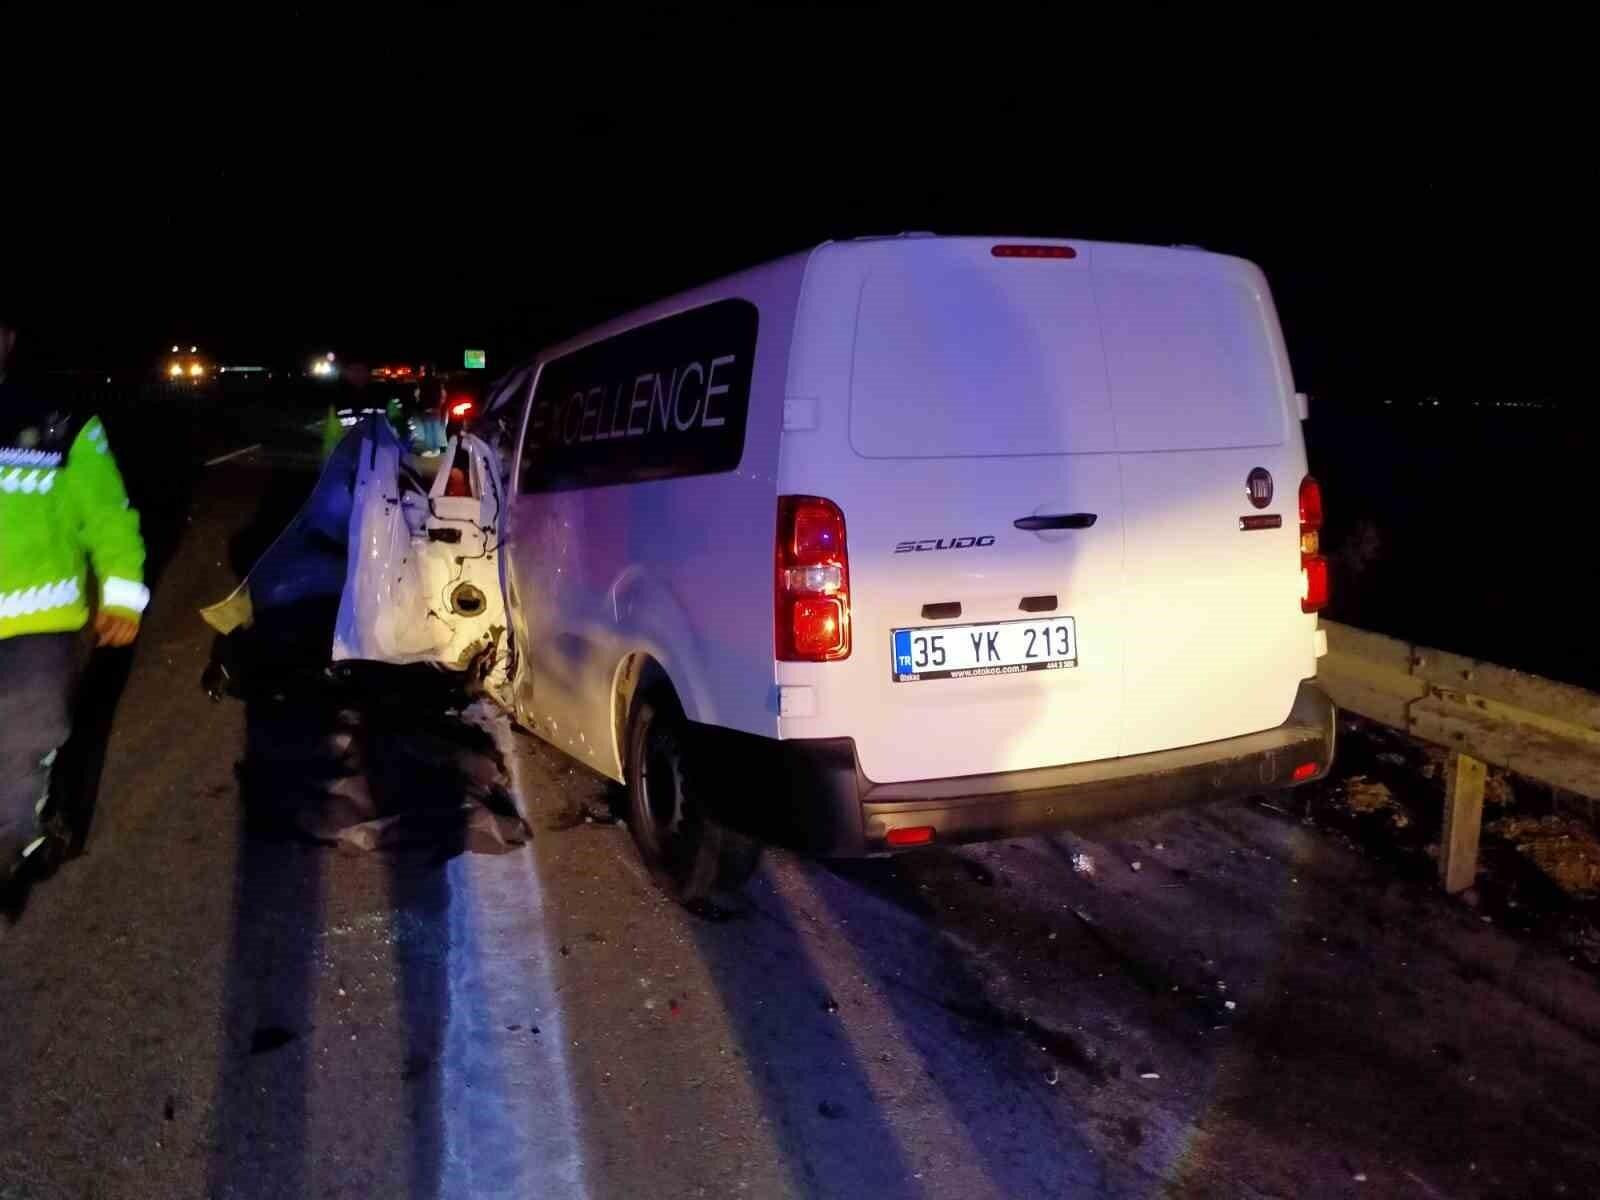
top-left (0, 633), bottom-right (77, 870)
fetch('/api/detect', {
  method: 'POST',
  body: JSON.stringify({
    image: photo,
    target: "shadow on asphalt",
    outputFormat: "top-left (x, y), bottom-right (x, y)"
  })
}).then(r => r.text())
top-left (675, 874), bottom-right (930, 1198)
top-left (659, 850), bottom-right (1111, 1197)
top-left (202, 473), bottom-right (527, 1200)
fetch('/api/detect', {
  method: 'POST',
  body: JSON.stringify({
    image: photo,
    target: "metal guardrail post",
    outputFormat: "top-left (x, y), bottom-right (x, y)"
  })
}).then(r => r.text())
top-left (1318, 619), bottom-right (1600, 894)
top-left (1441, 752), bottom-right (1487, 894)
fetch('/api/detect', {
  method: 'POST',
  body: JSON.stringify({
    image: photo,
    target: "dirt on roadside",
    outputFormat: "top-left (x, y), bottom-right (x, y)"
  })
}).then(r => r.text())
top-left (1299, 715), bottom-right (1600, 970)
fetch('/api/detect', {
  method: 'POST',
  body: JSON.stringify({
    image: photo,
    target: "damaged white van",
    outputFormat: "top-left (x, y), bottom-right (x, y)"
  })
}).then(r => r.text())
top-left (494, 236), bottom-right (1335, 898)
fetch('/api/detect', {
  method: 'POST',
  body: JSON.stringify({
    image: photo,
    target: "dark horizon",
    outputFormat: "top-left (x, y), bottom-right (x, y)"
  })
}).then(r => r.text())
top-left (4, 14), bottom-right (1587, 410)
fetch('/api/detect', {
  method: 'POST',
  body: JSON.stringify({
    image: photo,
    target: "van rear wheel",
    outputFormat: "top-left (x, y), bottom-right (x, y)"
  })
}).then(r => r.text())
top-left (625, 696), bottom-right (761, 903)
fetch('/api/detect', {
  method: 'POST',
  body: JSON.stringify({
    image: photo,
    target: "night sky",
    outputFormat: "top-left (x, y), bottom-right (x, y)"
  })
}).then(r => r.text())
top-left (4, 11), bottom-right (1586, 407)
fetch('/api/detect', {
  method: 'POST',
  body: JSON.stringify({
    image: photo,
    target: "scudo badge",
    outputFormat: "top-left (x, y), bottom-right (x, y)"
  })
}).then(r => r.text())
top-left (1246, 467), bottom-right (1274, 509)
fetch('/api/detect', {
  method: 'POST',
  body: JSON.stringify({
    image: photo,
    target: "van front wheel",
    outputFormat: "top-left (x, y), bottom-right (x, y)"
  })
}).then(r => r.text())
top-left (625, 697), bottom-right (760, 903)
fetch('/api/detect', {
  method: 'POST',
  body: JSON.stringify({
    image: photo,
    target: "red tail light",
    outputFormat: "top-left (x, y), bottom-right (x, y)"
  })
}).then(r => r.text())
top-left (1298, 474), bottom-right (1324, 532)
top-left (450, 399), bottom-right (474, 418)
top-left (1299, 475), bottom-right (1328, 613)
top-left (776, 496), bottom-right (851, 661)
top-left (991, 244), bottom-right (1077, 259)
top-left (886, 825), bottom-right (935, 847)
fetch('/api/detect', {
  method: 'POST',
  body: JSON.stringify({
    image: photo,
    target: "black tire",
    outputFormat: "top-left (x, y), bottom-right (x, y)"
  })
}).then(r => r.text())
top-left (624, 696), bottom-right (761, 902)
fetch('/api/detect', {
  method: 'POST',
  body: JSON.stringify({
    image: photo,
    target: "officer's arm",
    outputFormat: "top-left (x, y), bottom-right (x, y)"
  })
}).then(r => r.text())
top-left (64, 416), bottom-right (149, 631)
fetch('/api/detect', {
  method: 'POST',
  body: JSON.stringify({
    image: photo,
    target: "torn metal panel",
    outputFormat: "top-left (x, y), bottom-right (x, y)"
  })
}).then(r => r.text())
top-left (333, 418), bottom-right (511, 692)
top-left (201, 418), bottom-right (512, 695)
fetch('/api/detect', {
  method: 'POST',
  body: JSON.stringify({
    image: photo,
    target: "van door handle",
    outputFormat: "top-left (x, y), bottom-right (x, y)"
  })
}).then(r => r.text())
top-left (1014, 513), bottom-right (1097, 531)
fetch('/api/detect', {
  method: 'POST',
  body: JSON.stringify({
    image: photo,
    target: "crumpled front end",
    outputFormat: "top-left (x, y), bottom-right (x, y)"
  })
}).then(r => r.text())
top-left (333, 418), bottom-right (510, 695)
top-left (202, 417), bottom-right (512, 700)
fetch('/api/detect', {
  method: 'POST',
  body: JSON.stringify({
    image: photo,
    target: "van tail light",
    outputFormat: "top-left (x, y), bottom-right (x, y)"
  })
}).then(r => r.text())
top-left (776, 496), bottom-right (851, 661)
top-left (991, 244), bottom-right (1077, 259)
top-left (1299, 475), bottom-right (1328, 613)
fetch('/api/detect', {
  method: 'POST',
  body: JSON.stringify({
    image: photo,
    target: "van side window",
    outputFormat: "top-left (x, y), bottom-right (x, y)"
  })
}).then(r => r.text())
top-left (518, 298), bottom-right (759, 493)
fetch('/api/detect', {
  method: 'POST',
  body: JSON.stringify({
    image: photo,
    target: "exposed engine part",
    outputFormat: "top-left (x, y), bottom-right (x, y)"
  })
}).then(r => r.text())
top-left (451, 582), bottom-right (487, 617)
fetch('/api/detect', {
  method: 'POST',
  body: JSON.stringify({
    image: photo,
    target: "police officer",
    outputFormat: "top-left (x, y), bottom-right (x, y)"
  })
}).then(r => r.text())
top-left (0, 306), bottom-right (147, 899)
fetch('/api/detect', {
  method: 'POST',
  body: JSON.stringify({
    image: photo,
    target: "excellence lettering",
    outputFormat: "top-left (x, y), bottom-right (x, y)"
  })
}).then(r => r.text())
top-left (543, 353), bottom-right (742, 448)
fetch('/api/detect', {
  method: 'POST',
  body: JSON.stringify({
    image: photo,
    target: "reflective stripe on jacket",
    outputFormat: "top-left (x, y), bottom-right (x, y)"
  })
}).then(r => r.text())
top-left (1, 400), bottom-right (147, 639)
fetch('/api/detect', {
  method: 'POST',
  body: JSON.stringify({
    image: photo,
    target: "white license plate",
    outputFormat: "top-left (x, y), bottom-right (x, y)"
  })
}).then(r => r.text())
top-left (891, 617), bottom-right (1078, 682)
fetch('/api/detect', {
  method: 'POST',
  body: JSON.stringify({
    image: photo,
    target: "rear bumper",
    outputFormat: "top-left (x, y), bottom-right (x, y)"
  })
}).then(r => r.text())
top-left (710, 680), bottom-right (1335, 857)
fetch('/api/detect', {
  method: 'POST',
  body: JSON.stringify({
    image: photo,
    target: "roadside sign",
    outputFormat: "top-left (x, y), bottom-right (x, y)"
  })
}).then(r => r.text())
top-left (464, 349), bottom-right (486, 370)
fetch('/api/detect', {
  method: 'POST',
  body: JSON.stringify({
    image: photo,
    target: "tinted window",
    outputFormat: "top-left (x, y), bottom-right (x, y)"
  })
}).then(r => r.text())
top-left (519, 299), bottom-right (758, 493)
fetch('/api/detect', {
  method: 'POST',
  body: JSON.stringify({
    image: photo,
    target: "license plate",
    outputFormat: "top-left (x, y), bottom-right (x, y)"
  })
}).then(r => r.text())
top-left (891, 617), bottom-right (1078, 682)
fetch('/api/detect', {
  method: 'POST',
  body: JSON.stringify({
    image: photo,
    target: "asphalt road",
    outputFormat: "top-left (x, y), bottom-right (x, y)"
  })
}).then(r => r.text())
top-left (4, 438), bottom-right (1600, 1199)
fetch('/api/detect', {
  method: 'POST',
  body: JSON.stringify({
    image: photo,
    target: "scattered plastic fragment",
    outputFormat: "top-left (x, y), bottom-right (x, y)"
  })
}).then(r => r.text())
top-left (1071, 853), bottom-right (1096, 877)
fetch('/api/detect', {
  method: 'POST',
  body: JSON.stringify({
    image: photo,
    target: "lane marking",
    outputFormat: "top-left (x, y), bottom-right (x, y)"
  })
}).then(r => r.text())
top-left (203, 443), bottom-right (264, 467)
top-left (438, 711), bottom-right (587, 1200)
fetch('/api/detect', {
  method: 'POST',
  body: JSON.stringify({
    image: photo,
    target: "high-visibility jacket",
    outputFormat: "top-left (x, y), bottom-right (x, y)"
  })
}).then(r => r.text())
top-left (1, 381), bottom-right (148, 639)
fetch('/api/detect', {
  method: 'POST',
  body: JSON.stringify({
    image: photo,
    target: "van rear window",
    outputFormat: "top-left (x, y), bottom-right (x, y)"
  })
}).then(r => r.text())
top-left (519, 299), bottom-right (758, 492)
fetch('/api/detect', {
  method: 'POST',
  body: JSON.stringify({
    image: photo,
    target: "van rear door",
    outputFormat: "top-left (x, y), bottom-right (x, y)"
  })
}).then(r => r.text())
top-left (1090, 244), bottom-right (1314, 756)
top-left (782, 239), bottom-right (1127, 785)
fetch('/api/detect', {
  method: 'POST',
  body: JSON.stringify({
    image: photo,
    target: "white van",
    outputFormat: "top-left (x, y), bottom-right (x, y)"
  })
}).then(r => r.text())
top-left (502, 236), bottom-right (1334, 899)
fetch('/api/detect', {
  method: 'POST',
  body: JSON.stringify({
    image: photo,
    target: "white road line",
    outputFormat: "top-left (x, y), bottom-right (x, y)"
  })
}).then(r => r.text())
top-left (438, 713), bottom-right (587, 1200)
top-left (203, 442), bottom-right (263, 467)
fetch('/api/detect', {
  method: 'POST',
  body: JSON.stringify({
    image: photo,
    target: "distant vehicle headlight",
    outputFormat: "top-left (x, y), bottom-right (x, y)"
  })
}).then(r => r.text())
top-left (168, 362), bottom-right (184, 378)
top-left (188, 363), bottom-right (204, 378)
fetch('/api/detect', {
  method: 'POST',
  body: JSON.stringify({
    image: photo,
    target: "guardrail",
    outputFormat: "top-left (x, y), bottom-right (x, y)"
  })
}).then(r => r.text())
top-left (1317, 620), bottom-right (1600, 892)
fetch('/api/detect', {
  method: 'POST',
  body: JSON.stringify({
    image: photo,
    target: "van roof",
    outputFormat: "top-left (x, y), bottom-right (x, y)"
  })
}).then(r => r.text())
top-left (535, 249), bottom-right (815, 367)
top-left (529, 235), bottom-right (1266, 369)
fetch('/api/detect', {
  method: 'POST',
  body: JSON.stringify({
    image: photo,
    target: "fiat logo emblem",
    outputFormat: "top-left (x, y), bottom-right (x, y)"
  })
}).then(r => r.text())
top-left (1246, 467), bottom-right (1274, 509)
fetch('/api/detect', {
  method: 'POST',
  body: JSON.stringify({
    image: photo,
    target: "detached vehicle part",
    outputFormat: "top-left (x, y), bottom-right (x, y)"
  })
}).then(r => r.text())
top-left (332, 416), bottom-right (510, 693)
top-left (201, 417), bottom-right (512, 697)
